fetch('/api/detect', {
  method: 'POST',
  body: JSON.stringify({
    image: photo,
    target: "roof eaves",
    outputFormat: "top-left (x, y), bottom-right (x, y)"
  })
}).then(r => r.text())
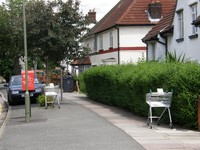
top-left (70, 57), bottom-right (91, 66)
top-left (89, 0), bottom-right (123, 34)
top-left (92, 23), bottom-right (155, 35)
top-left (143, 36), bottom-right (159, 44)
top-left (142, 5), bottom-right (176, 43)
top-left (160, 25), bottom-right (174, 37)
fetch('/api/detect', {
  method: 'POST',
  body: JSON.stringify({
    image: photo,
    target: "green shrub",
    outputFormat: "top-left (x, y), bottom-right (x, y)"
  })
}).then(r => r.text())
top-left (37, 94), bottom-right (45, 107)
top-left (78, 73), bottom-right (86, 93)
top-left (79, 62), bottom-right (200, 129)
top-left (36, 94), bottom-right (54, 107)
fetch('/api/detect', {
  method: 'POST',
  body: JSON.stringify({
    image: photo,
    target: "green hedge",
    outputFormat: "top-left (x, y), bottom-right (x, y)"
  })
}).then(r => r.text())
top-left (79, 62), bottom-right (200, 129)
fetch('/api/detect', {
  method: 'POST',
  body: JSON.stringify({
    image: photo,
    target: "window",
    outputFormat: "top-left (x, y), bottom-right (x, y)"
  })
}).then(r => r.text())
top-left (99, 35), bottom-right (103, 50)
top-left (109, 32), bottom-right (113, 48)
top-left (191, 4), bottom-right (198, 34)
top-left (94, 37), bottom-right (97, 52)
top-left (177, 10), bottom-right (184, 39)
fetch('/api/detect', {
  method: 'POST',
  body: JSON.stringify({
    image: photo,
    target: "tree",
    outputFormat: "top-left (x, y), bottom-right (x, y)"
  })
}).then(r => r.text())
top-left (0, 0), bottom-right (89, 80)
top-left (26, 0), bottom-right (88, 82)
top-left (55, 0), bottom-right (88, 60)
top-left (0, 3), bottom-right (17, 80)
top-left (0, 0), bottom-right (25, 77)
top-left (25, 0), bottom-right (88, 67)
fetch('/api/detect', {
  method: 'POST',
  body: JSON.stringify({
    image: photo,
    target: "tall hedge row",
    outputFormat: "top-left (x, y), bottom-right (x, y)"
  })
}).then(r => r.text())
top-left (79, 62), bottom-right (200, 129)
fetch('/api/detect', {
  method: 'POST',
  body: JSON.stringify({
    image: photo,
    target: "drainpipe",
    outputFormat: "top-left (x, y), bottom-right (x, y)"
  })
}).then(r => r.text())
top-left (115, 26), bottom-right (120, 65)
top-left (165, 37), bottom-right (168, 56)
top-left (145, 43), bottom-right (149, 61)
top-left (161, 37), bottom-right (168, 57)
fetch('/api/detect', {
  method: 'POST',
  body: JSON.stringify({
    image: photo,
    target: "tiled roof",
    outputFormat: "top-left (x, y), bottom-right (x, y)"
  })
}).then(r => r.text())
top-left (71, 57), bottom-right (91, 66)
top-left (142, 6), bottom-right (176, 42)
top-left (91, 0), bottom-right (177, 34)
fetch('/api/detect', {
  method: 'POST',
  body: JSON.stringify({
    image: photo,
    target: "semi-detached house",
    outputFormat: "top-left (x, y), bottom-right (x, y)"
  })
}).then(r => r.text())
top-left (82, 0), bottom-right (176, 66)
top-left (142, 0), bottom-right (200, 62)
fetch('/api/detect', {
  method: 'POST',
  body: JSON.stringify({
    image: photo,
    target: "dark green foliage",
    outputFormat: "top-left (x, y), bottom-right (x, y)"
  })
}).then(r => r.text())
top-left (79, 62), bottom-right (200, 129)
top-left (0, 0), bottom-right (89, 79)
top-left (37, 94), bottom-right (54, 107)
top-left (166, 51), bottom-right (187, 62)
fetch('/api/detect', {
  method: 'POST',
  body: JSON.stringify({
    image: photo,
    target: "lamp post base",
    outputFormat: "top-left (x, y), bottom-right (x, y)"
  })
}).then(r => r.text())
top-left (25, 91), bottom-right (30, 122)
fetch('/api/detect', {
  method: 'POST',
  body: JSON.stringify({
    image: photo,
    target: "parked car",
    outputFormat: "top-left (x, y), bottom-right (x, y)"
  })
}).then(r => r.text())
top-left (5, 75), bottom-right (44, 105)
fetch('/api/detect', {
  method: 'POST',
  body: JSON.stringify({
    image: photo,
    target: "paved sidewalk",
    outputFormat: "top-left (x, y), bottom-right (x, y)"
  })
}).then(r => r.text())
top-left (63, 92), bottom-right (200, 150)
top-left (0, 91), bottom-right (8, 138)
top-left (0, 92), bottom-right (144, 150)
top-left (0, 92), bottom-right (200, 150)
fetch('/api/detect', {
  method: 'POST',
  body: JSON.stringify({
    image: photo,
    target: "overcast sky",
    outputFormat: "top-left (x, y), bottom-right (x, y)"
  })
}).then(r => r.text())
top-left (79, 0), bottom-right (120, 20)
top-left (0, 0), bottom-right (120, 21)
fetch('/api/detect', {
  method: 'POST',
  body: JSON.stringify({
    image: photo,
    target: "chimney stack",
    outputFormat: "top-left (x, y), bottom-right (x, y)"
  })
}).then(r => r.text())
top-left (148, 1), bottom-right (162, 19)
top-left (87, 9), bottom-right (96, 24)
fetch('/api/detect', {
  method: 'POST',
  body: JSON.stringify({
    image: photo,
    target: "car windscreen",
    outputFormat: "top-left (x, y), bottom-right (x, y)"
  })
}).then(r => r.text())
top-left (11, 76), bottom-right (40, 85)
top-left (34, 78), bottom-right (40, 84)
top-left (11, 76), bottom-right (22, 85)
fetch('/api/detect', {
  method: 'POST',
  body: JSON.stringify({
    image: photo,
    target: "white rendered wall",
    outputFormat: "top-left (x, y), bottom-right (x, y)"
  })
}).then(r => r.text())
top-left (120, 50), bottom-right (146, 64)
top-left (119, 26), bottom-right (151, 47)
top-left (147, 35), bottom-right (167, 61)
top-left (85, 25), bottom-right (153, 66)
top-left (147, 0), bottom-right (200, 62)
top-left (90, 51), bottom-right (119, 66)
top-left (82, 36), bottom-right (95, 52)
top-left (170, 0), bottom-right (200, 62)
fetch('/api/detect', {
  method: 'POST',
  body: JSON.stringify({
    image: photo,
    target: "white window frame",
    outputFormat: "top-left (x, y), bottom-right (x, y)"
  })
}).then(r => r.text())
top-left (191, 4), bottom-right (198, 34)
top-left (177, 10), bottom-right (184, 39)
top-left (109, 32), bottom-right (113, 48)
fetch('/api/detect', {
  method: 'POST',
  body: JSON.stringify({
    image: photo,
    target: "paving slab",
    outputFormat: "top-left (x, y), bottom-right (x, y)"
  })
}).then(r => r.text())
top-left (66, 92), bottom-right (200, 150)
top-left (0, 92), bottom-right (144, 150)
top-left (1, 91), bottom-right (200, 150)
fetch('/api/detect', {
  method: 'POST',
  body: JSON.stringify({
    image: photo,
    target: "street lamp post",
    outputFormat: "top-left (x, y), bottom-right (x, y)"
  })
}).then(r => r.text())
top-left (23, 0), bottom-right (30, 122)
top-left (60, 69), bottom-right (63, 101)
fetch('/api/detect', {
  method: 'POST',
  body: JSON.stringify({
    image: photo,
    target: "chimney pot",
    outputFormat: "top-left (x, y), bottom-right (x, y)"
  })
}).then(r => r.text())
top-left (87, 9), bottom-right (96, 24)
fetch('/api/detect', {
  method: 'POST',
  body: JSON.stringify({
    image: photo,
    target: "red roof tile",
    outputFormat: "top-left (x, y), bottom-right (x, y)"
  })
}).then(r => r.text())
top-left (91, 0), bottom-right (177, 34)
top-left (142, 5), bottom-right (176, 42)
top-left (71, 57), bottom-right (91, 66)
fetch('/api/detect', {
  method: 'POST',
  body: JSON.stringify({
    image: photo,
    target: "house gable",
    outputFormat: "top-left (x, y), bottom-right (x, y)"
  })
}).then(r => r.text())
top-left (90, 0), bottom-right (177, 34)
top-left (83, 0), bottom-right (177, 66)
top-left (143, 0), bottom-right (200, 62)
